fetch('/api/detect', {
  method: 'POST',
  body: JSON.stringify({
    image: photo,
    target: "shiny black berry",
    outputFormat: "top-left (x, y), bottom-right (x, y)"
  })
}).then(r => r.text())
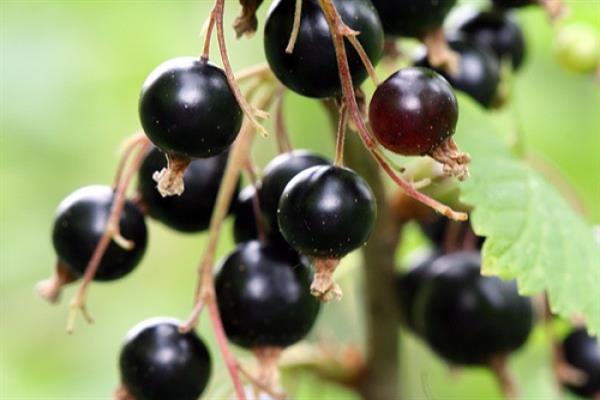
top-left (137, 146), bottom-right (238, 232)
top-left (52, 185), bottom-right (147, 281)
top-left (278, 165), bottom-right (376, 259)
top-left (260, 150), bottom-right (330, 229)
top-left (415, 37), bottom-right (501, 108)
top-left (370, 0), bottom-right (457, 38)
top-left (119, 318), bottom-right (211, 400)
top-left (369, 67), bottom-right (458, 156)
top-left (232, 184), bottom-right (289, 247)
top-left (264, 0), bottom-right (384, 98)
top-left (215, 241), bottom-right (320, 349)
top-left (396, 250), bottom-right (440, 332)
top-left (139, 57), bottom-right (242, 158)
top-left (415, 252), bottom-right (534, 365)
top-left (561, 328), bottom-right (600, 398)
top-left (453, 10), bottom-right (526, 70)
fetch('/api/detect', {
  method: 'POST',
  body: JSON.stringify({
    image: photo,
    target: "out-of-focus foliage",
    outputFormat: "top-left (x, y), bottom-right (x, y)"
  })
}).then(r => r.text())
top-left (1, 1), bottom-right (598, 399)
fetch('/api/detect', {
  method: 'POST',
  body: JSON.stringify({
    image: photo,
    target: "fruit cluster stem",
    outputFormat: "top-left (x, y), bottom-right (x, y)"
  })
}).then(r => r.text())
top-left (275, 87), bottom-right (293, 153)
top-left (214, 0), bottom-right (270, 136)
top-left (66, 136), bottom-right (151, 333)
top-left (180, 91), bottom-right (277, 400)
top-left (317, 0), bottom-right (467, 222)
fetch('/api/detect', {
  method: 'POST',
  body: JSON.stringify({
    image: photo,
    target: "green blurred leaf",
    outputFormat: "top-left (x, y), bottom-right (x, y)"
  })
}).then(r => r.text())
top-left (458, 99), bottom-right (600, 335)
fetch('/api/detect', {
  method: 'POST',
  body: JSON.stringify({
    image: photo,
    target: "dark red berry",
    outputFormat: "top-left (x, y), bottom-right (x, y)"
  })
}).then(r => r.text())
top-left (264, 0), bottom-right (384, 98)
top-left (369, 67), bottom-right (458, 156)
top-left (370, 0), bottom-right (457, 38)
top-left (52, 185), bottom-right (147, 281)
top-left (139, 57), bottom-right (242, 159)
top-left (119, 318), bottom-right (211, 400)
top-left (415, 37), bottom-right (501, 108)
top-left (260, 150), bottom-right (330, 229)
top-left (278, 165), bottom-right (376, 259)
top-left (452, 10), bottom-right (526, 70)
top-left (137, 146), bottom-right (238, 232)
top-left (415, 252), bottom-right (533, 365)
top-left (215, 241), bottom-right (320, 349)
top-left (561, 328), bottom-right (600, 398)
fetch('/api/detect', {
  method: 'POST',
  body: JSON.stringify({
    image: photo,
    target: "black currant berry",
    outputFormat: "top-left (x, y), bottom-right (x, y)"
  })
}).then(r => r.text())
top-left (561, 328), bottom-right (600, 398)
top-left (415, 37), bottom-right (501, 108)
top-left (396, 250), bottom-right (440, 332)
top-left (369, 67), bottom-right (462, 161)
top-left (118, 318), bottom-right (211, 400)
top-left (453, 10), bottom-right (526, 70)
top-left (52, 185), bottom-right (147, 281)
top-left (139, 57), bottom-right (242, 159)
top-left (264, 0), bottom-right (384, 98)
top-left (215, 241), bottom-right (320, 349)
top-left (260, 150), bottom-right (330, 229)
top-left (278, 165), bottom-right (376, 259)
top-left (419, 213), bottom-right (485, 251)
top-left (278, 165), bottom-right (376, 301)
top-left (138, 146), bottom-right (238, 233)
top-left (414, 252), bottom-right (533, 365)
top-left (370, 0), bottom-right (457, 38)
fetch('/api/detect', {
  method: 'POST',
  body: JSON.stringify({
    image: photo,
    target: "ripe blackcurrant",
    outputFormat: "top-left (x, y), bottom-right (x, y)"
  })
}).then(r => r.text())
top-left (278, 165), bottom-right (376, 259)
top-left (452, 10), bottom-right (526, 70)
top-left (414, 252), bottom-right (533, 366)
top-left (259, 150), bottom-right (330, 229)
top-left (215, 241), bottom-right (320, 349)
top-left (118, 318), bottom-right (211, 400)
top-left (415, 38), bottom-right (501, 108)
top-left (278, 165), bottom-right (376, 301)
top-left (137, 146), bottom-right (238, 233)
top-left (139, 57), bottom-right (242, 159)
top-left (370, 0), bottom-right (457, 38)
top-left (52, 185), bottom-right (147, 281)
top-left (369, 67), bottom-right (459, 155)
top-left (264, 0), bottom-right (384, 98)
top-left (396, 250), bottom-right (440, 332)
top-left (561, 328), bottom-right (600, 398)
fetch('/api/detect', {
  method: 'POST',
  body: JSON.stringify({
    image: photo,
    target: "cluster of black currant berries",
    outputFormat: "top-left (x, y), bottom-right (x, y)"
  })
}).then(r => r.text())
top-left (396, 212), bottom-right (600, 398)
top-left (37, 0), bottom-right (592, 398)
top-left (396, 218), bottom-right (535, 372)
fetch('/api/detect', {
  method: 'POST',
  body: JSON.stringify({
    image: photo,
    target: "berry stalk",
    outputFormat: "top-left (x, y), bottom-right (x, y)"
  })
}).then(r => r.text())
top-left (180, 91), bottom-right (277, 400)
top-left (323, 98), bottom-right (402, 399)
top-left (66, 136), bottom-right (151, 333)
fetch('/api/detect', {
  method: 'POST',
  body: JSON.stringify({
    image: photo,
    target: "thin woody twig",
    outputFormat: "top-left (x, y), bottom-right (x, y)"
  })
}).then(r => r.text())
top-left (66, 137), bottom-right (151, 334)
top-left (214, 0), bottom-right (270, 136)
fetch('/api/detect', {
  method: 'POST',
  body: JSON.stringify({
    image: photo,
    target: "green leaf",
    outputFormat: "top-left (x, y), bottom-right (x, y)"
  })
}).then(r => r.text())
top-left (457, 99), bottom-right (600, 335)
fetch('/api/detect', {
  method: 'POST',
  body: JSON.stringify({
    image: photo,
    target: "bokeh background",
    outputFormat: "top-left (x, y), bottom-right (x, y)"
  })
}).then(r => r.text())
top-left (1, 1), bottom-right (599, 399)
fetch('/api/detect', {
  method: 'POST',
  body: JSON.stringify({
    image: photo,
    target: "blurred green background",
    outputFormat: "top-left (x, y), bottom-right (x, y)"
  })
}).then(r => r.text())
top-left (1, 1), bottom-right (598, 399)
